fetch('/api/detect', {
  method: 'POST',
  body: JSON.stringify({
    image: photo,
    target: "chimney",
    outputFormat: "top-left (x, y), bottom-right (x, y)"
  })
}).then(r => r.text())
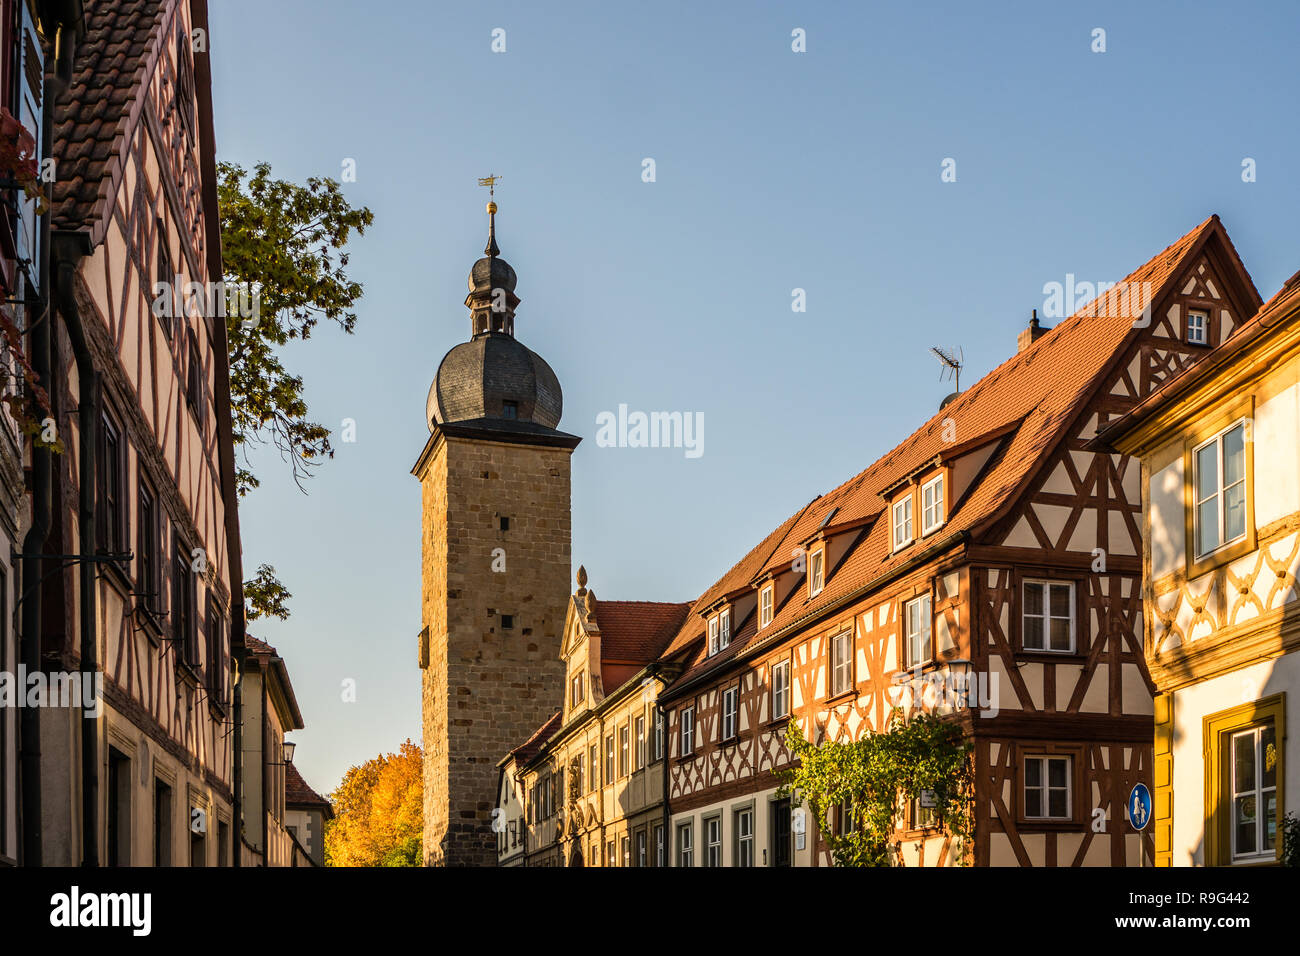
top-left (1018, 309), bottom-right (1051, 353)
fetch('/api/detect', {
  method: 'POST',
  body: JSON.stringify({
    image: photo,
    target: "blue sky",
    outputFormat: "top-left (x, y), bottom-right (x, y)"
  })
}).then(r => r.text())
top-left (207, 0), bottom-right (1300, 795)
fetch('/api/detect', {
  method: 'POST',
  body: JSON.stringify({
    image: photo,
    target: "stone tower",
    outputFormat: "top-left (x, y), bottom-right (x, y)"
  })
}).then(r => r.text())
top-left (414, 201), bottom-right (579, 866)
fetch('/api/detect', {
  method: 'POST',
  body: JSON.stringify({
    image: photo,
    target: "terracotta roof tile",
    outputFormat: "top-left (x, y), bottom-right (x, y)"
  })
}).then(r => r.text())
top-left (50, 0), bottom-right (169, 233)
top-left (285, 762), bottom-right (333, 818)
top-left (593, 600), bottom-right (692, 663)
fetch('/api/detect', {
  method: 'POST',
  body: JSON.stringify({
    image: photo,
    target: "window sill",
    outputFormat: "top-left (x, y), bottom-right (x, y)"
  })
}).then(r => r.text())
top-left (136, 605), bottom-right (164, 647)
top-left (767, 714), bottom-right (792, 731)
top-left (825, 689), bottom-right (856, 706)
top-left (1015, 648), bottom-right (1087, 664)
top-left (1015, 818), bottom-right (1081, 832)
top-left (175, 660), bottom-right (201, 688)
top-left (102, 558), bottom-right (133, 598)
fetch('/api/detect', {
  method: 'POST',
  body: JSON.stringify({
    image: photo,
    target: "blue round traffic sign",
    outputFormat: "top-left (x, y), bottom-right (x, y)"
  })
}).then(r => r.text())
top-left (1128, 783), bottom-right (1152, 830)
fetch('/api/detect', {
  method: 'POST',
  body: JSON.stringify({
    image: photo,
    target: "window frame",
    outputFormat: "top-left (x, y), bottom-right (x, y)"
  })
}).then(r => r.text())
top-left (721, 685), bottom-right (738, 742)
top-left (1183, 403), bottom-right (1256, 579)
top-left (1186, 307), bottom-right (1209, 346)
top-left (634, 714), bottom-right (646, 771)
top-left (708, 615), bottom-right (719, 657)
top-left (718, 607), bottom-right (731, 649)
top-left (829, 628), bottom-right (853, 697)
top-left (1022, 754), bottom-right (1072, 821)
top-left (704, 815), bottom-right (722, 866)
top-left (571, 670), bottom-right (584, 708)
top-left (920, 473), bottom-right (945, 535)
top-left (1191, 418), bottom-right (1250, 561)
top-left (1204, 694), bottom-right (1286, 866)
top-left (676, 821), bottom-right (694, 867)
top-left (680, 706), bottom-right (695, 756)
top-left (770, 658), bottom-right (791, 721)
top-left (619, 725), bottom-right (630, 777)
top-left (734, 806), bottom-right (754, 867)
top-left (97, 411), bottom-right (127, 557)
top-left (759, 584), bottom-right (774, 628)
top-left (171, 531), bottom-right (198, 668)
top-left (902, 593), bottom-right (932, 670)
top-left (1020, 578), bottom-right (1076, 654)
top-left (137, 474), bottom-right (160, 614)
top-left (604, 734), bottom-right (615, 785)
top-left (809, 548), bottom-right (825, 598)
top-left (892, 495), bottom-right (914, 551)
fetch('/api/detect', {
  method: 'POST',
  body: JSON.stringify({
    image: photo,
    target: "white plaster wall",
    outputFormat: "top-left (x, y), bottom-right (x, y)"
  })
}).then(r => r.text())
top-left (1254, 384), bottom-right (1300, 528)
top-left (1150, 460), bottom-right (1185, 580)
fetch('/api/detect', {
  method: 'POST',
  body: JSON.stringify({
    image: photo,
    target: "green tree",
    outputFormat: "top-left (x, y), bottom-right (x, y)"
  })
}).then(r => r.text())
top-left (217, 161), bottom-right (372, 620)
top-left (777, 710), bottom-right (973, 866)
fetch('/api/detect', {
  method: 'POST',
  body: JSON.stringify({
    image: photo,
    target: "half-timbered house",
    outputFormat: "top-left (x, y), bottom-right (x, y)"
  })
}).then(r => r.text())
top-left (28, 0), bottom-right (245, 866)
top-left (655, 216), bottom-right (1262, 866)
top-left (1100, 266), bottom-right (1300, 866)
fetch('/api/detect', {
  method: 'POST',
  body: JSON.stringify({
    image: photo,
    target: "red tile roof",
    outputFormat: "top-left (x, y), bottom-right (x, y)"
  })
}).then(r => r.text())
top-left (285, 761), bottom-right (333, 818)
top-left (661, 216), bottom-right (1255, 693)
top-left (50, 0), bottom-right (169, 233)
top-left (593, 600), bottom-right (692, 663)
top-left (506, 711), bottom-right (561, 766)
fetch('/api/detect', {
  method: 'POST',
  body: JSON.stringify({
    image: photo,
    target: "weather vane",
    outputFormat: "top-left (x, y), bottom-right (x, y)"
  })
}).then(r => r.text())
top-left (477, 174), bottom-right (501, 198)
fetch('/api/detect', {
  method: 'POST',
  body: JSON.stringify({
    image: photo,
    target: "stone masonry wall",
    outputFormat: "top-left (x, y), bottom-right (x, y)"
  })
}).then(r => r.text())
top-left (421, 432), bottom-right (572, 866)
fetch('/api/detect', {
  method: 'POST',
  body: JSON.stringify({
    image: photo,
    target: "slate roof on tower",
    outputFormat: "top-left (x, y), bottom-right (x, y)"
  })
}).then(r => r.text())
top-left (658, 215), bottom-right (1260, 694)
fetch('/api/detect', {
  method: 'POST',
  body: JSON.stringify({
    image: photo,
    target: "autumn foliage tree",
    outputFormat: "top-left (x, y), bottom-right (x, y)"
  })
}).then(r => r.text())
top-left (324, 739), bottom-right (422, 867)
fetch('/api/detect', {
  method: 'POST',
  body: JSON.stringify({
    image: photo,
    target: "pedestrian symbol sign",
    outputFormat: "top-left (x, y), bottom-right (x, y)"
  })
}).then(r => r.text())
top-left (1128, 783), bottom-right (1152, 831)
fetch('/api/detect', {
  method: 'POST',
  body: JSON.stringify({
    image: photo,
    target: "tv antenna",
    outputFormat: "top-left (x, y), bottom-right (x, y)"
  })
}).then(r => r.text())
top-left (930, 345), bottom-right (963, 391)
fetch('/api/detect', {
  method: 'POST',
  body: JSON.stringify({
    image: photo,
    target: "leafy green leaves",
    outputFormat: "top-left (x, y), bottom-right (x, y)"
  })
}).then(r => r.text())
top-left (217, 161), bottom-right (372, 623)
top-left (777, 709), bottom-right (973, 866)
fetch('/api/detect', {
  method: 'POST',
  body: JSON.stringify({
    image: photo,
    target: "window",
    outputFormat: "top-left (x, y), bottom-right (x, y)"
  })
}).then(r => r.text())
top-left (771, 659), bottom-right (791, 720)
top-left (217, 820), bottom-right (229, 867)
top-left (137, 479), bottom-right (159, 612)
top-left (588, 743), bottom-right (598, 792)
top-left (96, 413), bottom-right (125, 555)
top-left (677, 822), bottom-right (693, 867)
top-left (771, 799), bottom-right (792, 867)
top-left (654, 824), bottom-right (665, 866)
top-left (708, 616), bottom-right (719, 656)
top-left (1194, 421), bottom-right (1247, 559)
top-left (155, 217), bottom-right (173, 336)
top-left (572, 757), bottom-right (583, 796)
top-left (734, 808), bottom-right (754, 866)
top-left (719, 608), bottom-right (731, 649)
top-left (834, 797), bottom-right (856, 836)
top-left (904, 594), bottom-right (932, 668)
top-left (635, 715), bottom-right (646, 770)
top-left (205, 599), bottom-right (225, 703)
top-left (1187, 309), bottom-right (1208, 345)
top-left (606, 841), bottom-right (616, 867)
top-left (171, 536), bottom-right (197, 667)
top-left (704, 816), bottom-right (722, 866)
top-left (621, 835), bottom-right (630, 867)
top-left (892, 497), bottom-right (913, 549)
top-left (1023, 580), bottom-right (1074, 653)
top-left (154, 778), bottom-right (173, 866)
top-left (830, 630), bottom-right (853, 696)
top-left (502, 400), bottom-right (518, 419)
top-left (500, 614), bottom-right (513, 629)
top-left (107, 748), bottom-right (131, 866)
top-left (1024, 755), bottom-right (1071, 820)
top-left (185, 327), bottom-right (202, 417)
top-left (921, 474), bottom-right (945, 534)
top-left (653, 709), bottom-right (664, 761)
top-left (636, 830), bottom-right (647, 867)
top-left (604, 735), bottom-right (615, 785)
top-left (571, 671), bottom-right (584, 708)
top-left (722, 686), bottom-right (738, 741)
top-left (809, 549), bottom-right (824, 597)
top-left (499, 516), bottom-right (510, 531)
top-left (680, 706), bottom-right (695, 755)
top-left (759, 584), bottom-right (774, 628)
top-left (1230, 724), bottom-right (1278, 862)
top-left (619, 725), bottom-right (629, 777)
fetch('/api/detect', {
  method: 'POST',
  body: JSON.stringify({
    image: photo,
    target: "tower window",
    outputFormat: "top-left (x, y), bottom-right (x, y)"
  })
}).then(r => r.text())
top-left (502, 401), bottom-right (518, 419)
top-left (501, 614), bottom-right (514, 629)
top-left (500, 516), bottom-right (510, 531)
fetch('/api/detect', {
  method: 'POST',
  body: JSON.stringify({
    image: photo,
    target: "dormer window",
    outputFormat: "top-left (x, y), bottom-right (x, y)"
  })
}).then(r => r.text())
top-left (1187, 309), bottom-right (1208, 346)
top-left (502, 400), bottom-right (518, 419)
top-left (921, 474), bottom-right (945, 535)
top-left (892, 497), bottom-right (914, 550)
top-left (759, 585), bottom-right (774, 628)
top-left (719, 608), bottom-right (731, 649)
top-left (809, 549), bottom-right (824, 597)
top-left (708, 616), bottom-right (719, 656)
